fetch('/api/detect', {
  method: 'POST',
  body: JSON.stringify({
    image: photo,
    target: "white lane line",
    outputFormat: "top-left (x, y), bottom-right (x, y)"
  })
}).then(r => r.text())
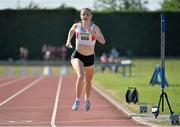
top-left (0, 76), bottom-right (28, 88)
top-left (0, 77), bottom-right (44, 107)
top-left (51, 76), bottom-right (63, 127)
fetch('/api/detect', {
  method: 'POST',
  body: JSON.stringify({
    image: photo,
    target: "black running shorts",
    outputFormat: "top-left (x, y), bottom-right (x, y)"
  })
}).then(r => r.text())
top-left (71, 50), bottom-right (94, 67)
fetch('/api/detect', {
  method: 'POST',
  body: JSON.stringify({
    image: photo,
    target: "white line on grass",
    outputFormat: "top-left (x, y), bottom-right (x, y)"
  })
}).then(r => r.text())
top-left (0, 77), bottom-right (44, 107)
top-left (51, 76), bottom-right (63, 127)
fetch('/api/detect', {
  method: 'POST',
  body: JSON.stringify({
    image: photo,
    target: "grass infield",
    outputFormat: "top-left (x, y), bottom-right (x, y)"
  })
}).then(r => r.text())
top-left (93, 58), bottom-right (180, 115)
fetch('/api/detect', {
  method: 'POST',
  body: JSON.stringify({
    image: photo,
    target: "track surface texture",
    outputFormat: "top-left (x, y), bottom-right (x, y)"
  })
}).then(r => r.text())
top-left (0, 76), bottom-right (145, 126)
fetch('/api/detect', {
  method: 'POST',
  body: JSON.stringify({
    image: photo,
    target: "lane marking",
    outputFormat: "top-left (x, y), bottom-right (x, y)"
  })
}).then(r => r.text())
top-left (26, 120), bottom-right (33, 123)
top-left (0, 77), bottom-right (44, 107)
top-left (0, 76), bottom-right (29, 88)
top-left (51, 76), bottom-right (63, 127)
top-left (9, 121), bottom-right (15, 123)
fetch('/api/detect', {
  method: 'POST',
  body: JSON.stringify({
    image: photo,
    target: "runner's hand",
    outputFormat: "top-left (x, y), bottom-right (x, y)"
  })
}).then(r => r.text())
top-left (66, 43), bottom-right (73, 49)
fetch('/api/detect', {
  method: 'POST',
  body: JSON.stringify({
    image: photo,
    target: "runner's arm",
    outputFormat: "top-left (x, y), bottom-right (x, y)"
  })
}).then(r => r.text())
top-left (66, 24), bottom-right (77, 48)
top-left (93, 25), bottom-right (106, 45)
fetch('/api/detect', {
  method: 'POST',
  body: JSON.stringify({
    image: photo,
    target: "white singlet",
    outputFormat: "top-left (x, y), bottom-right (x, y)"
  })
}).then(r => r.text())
top-left (75, 23), bottom-right (96, 46)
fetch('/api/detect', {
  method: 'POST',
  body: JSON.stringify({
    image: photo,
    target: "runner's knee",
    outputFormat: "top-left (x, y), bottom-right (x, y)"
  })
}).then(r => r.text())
top-left (77, 73), bottom-right (84, 81)
top-left (84, 80), bottom-right (92, 87)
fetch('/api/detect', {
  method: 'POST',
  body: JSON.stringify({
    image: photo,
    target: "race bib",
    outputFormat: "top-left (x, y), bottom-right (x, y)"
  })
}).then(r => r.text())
top-left (79, 32), bottom-right (90, 41)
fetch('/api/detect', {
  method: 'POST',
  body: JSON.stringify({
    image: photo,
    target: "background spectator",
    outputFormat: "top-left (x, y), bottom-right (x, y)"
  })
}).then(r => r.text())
top-left (100, 53), bottom-right (108, 73)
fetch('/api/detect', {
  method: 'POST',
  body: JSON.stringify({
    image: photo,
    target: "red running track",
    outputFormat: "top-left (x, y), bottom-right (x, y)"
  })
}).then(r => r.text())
top-left (0, 76), bottom-right (145, 126)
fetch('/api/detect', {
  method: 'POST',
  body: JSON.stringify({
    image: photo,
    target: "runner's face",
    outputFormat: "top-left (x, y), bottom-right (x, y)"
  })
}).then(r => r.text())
top-left (80, 10), bottom-right (92, 22)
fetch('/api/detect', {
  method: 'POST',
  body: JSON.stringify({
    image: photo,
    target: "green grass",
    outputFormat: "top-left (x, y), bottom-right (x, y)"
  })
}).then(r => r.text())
top-left (93, 58), bottom-right (180, 114)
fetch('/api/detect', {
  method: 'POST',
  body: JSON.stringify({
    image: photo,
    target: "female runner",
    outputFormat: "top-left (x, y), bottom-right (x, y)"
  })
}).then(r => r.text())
top-left (66, 8), bottom-right (106, 111)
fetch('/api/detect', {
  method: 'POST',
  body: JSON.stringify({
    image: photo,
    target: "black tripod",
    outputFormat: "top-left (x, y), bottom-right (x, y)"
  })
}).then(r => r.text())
top-left (154, 13), bottom-right (174, 118)
top-left (154, 88), bottom-right (174, 118)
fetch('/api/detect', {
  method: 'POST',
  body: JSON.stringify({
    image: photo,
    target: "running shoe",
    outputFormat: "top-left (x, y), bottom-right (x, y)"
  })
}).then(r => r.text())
top-left (84, 100), bottom-right (90, 111)
top-left (72, 100), bottom-right (80, 111)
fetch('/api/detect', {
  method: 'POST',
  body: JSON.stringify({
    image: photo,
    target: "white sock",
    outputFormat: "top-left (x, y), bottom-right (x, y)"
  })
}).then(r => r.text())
top-left (76, 97), bottom-right (80, 102)
top-left (85, 96), bottom-right (89, 101)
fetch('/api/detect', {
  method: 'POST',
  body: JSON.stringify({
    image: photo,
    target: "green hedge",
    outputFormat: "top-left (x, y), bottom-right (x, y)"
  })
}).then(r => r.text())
top-left (0, 10), bottom-right (179, 60)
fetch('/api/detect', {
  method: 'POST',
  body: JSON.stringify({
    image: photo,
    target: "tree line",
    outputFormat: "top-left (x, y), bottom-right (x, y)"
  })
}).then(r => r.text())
top-left (7, 0), bottom-right (180, 12)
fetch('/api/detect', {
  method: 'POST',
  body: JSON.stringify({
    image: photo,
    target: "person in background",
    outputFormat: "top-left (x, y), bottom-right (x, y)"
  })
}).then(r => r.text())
top-left (109, 48), bottom-right (120, 73)
top-left (100, 53), bottom-right (108, 73)
top-left (20, 47), bottom-right (28, 61)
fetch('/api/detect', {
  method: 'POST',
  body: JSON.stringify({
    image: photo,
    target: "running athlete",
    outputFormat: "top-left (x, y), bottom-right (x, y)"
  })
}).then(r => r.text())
top-left (65, 8), bottom-right (106, 111)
